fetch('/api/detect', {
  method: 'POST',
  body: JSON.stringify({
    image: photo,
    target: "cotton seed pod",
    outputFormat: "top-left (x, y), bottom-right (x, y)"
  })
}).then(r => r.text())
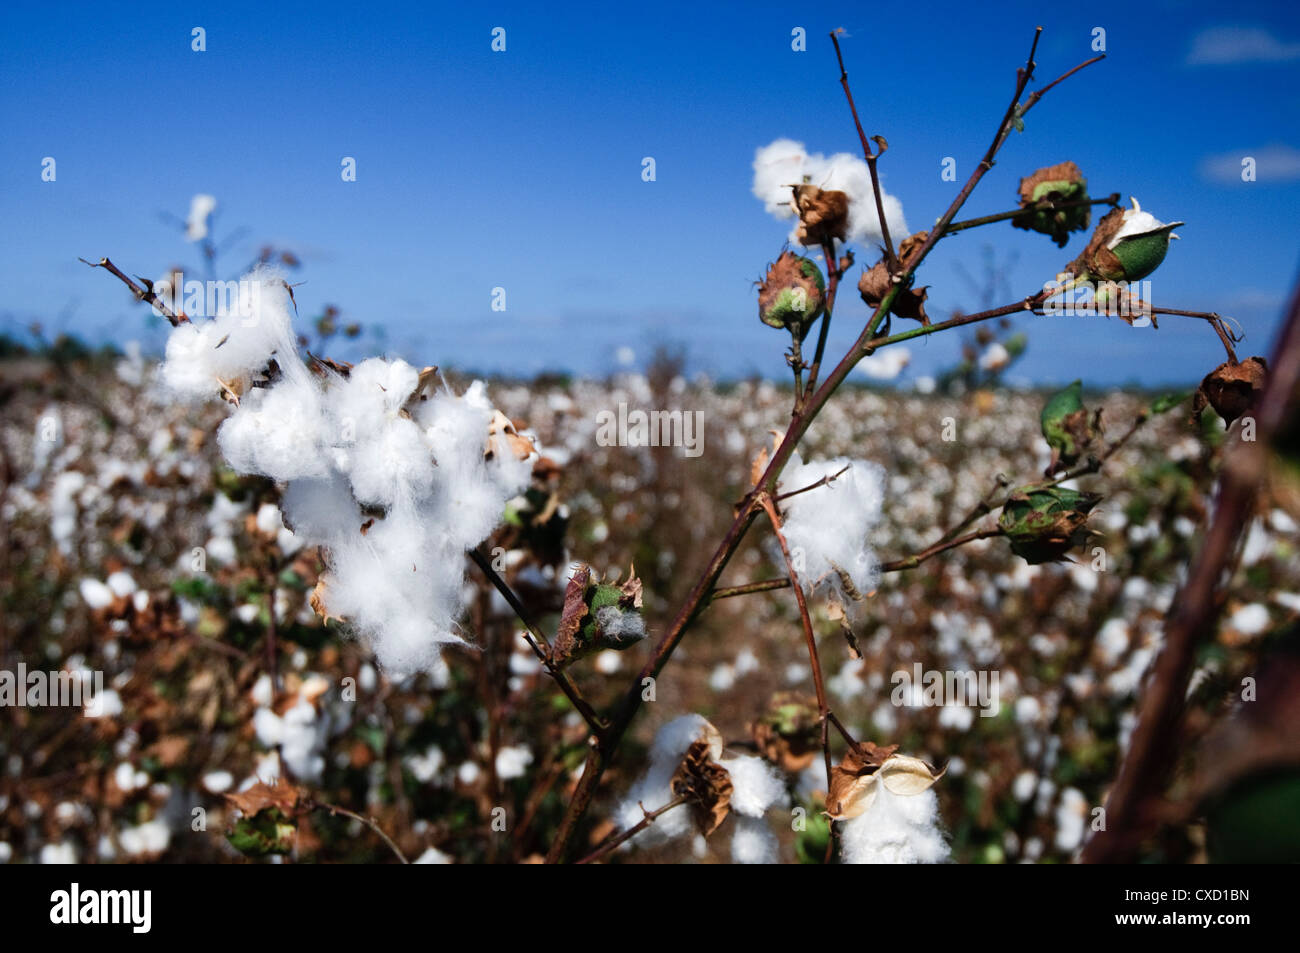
top-left (859, 231), bottom-right (931, 325)
top-left (1193, 356), bottom-right (1268, 426)
top-left (758, 251), bottom-right (825, 338)
top-left (1011, 161), bottom-right (1091, 248)
top-left (1067, 197), bottom-right (1182, 284)
top-left (998, 486), bottom-right (1102, 565)
top-left (789, 184), bottom-right (849, 247)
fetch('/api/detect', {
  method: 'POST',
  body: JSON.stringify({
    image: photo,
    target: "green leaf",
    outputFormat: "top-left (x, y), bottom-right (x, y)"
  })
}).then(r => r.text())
top-left (1150, 391), bottom-right (1191, 415)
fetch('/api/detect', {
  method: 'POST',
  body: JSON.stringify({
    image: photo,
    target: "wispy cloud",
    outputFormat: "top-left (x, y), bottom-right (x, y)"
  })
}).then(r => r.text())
top-left (1187, 26), bottom-right (1300, 66)
top-left (1199, 145), bottom-right (1300, 184)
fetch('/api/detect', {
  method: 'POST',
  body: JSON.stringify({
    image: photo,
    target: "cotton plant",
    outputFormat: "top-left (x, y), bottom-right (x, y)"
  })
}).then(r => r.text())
top-left (158, 266), bottom-right (536, 674)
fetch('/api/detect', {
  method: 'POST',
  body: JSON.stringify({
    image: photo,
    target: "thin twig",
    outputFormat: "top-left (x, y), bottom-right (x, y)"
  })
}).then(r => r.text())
top-left (940, 193), bottom-right (1121, 237)
top-left (830, 31), bottom-right (896, 267)
top-left (576, 796), bottom-right (689, 864)
top-left (773, 464), bottom-right (851, 503)
top-left (308, 800), bottom-right (409, 864)
top-left (79, 257), bottom-right (186, 326)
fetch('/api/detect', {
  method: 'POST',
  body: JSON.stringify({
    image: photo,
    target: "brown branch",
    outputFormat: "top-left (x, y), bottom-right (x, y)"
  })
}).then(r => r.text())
top-left (576, 796), bottom-right (689, 864)
top-left (800, 240), bottom-right (841, 404)
top-left (307, 799), bottom-right (409, 864)
top-left (879, 528), bottom-right (1002, 573)
top-left (79, 256), bottom-right (186, 326)
top-left (1081, 273), bottom-right (1300, 862)
top-left (830, 30), bottom-right (896, 267)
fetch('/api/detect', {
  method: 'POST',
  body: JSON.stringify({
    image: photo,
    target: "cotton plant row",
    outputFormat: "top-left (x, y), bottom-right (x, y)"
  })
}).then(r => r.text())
top-left (75, 28), bottom-right (1273, 866)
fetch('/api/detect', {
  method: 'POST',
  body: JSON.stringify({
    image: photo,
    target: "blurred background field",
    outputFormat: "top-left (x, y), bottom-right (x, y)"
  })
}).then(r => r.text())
top-left (2, 340), bottom-right (1297, 864)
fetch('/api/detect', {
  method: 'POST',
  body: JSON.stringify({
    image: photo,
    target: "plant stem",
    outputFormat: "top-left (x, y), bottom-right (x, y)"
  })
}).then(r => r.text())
top-left (308, 800), bottom-right (409, 864)
top-left (576, 796), bottom-right (689, 864)
top-left (940, 193), bottom-right (1120, 237)
top-left (467, 548), bottom-right (607, 733)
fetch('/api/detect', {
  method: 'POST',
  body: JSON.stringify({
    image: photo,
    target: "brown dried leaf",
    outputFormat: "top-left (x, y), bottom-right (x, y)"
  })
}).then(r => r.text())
top-left (549, 565), bottom-right (592, 667)
top-left (224, 779), bottom-right (304, 818)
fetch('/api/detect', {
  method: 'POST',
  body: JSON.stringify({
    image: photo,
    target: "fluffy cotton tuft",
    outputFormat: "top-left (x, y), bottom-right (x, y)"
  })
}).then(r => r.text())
top-left (161, 267), bottom-right (300, 402)
top-left (776, 454), bottom-right (886, 614)
top-left (839, 786), bottom-right (949, 864)
top-left (160, 271), bottom-right (535, 675)
top-left (720, 754), bottom-right (787, 818)
top-left (752, 138), bottom-right (909, 248)
top-left (731, 815), bottom-right (780, 864)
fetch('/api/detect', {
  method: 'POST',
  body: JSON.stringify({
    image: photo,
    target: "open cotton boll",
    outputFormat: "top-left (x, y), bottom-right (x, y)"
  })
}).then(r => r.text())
top-left (840, 786), bottom-right (949, 864)
top-left (731, 815), bottom-right (780, 864)
top-left (719, 754), bottom-right (787, 817)
top-left (648, 714), bottom-right (720, 766)
top-left (752, 138), bottom-right (909, 247)
top-left (614, 714), bottom-right (722, 851)
top-left (778, 454), bottom-right (886, 610)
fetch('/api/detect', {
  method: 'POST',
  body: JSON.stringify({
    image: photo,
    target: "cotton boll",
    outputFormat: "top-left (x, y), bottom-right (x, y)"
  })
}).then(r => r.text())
top-left (495, 745), bottom-right (534, 780)
top-left (720, 754), bottom-right (787, 817)
top-left (594, 605), bottom-right (648, 646)
top-left (343, 416), bottom-right (436, 507)
top-left (731, 815), bottom-right (780, 864)
top-left (649, 714), bottom-right (719, 766)
top-left (186, 193), bottom-right (217, 242)
top-left (840, 786), bottom-right (949, 864)
top-left (280, 476), bottom-right (361, 543)
top-left (752, 139), bottom-right (909, 247)
top-left (777, 454), bottom-right (886, 614)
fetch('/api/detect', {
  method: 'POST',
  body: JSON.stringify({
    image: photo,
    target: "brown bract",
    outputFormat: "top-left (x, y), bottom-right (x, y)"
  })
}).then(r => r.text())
top-left (670, 739), bottom-right (733, 836)
top-left (551, 565), bottom-right (592, 665)
top-left (1194, 357), bottom-right (1268, 425)
top-left (1068, 206), bottom-right (1125, 282)
top-left (826, 742), bottom-right (898, 820)
top-left (1016, 160), bottom-right (1085, 205)
top-left (224, 779), bottom-right (304, 818)
top-left (859, 232), bottom-right (930, 325)
top-left (790, 185), bottom-right (849, 247)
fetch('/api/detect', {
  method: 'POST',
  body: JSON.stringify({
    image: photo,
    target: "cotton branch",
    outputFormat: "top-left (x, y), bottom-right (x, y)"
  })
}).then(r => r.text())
top-left (545, 27), bottom-right (1103, 864)
top-left (305, 798), bottom-right (409, 864)
top-left (830, 30), bottom-right (896, 268)
top-left (79, 256), bottom-right (186, 326)
top-left (576, 796), bottom-right (689, 864)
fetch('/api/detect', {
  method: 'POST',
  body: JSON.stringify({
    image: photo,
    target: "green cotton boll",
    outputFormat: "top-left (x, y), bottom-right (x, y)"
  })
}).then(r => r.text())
top-left (998, 486), bottom-right (1101, 565)
top-left (226, 808), bottom-right (296, 856)
top-left (759, 253), bottom-right (826, 335)
top-left (1025, 179), bottom-right (1090, 245)
top-left (1110, 224), bottom-right (1180, 282)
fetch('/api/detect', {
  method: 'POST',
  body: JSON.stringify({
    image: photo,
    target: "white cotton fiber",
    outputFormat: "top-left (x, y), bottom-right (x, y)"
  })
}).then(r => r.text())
top-left (752, 138), bottom-right (909, 248)
top-left (720, 754), bottom-right (788, 817)
top-left (161, 267), bottom-right (299, 401)
top-left (731, 815), bottom-right (780, 864)
top-left (777, 454), bottom-right (886, 613)
top-left (839, 786), bottom-right (949, 864)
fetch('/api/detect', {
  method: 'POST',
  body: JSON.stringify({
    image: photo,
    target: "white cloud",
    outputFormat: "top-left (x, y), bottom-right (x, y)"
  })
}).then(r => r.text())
top-left (1200, 144), bottom-right (1300, 183)
top-left (1187, 26), bottom-right (1300, 65)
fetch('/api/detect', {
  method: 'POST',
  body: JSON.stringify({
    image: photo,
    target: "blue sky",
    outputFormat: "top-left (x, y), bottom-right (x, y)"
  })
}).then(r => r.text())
top-left (1, 0), bottom-right (1297, 387)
